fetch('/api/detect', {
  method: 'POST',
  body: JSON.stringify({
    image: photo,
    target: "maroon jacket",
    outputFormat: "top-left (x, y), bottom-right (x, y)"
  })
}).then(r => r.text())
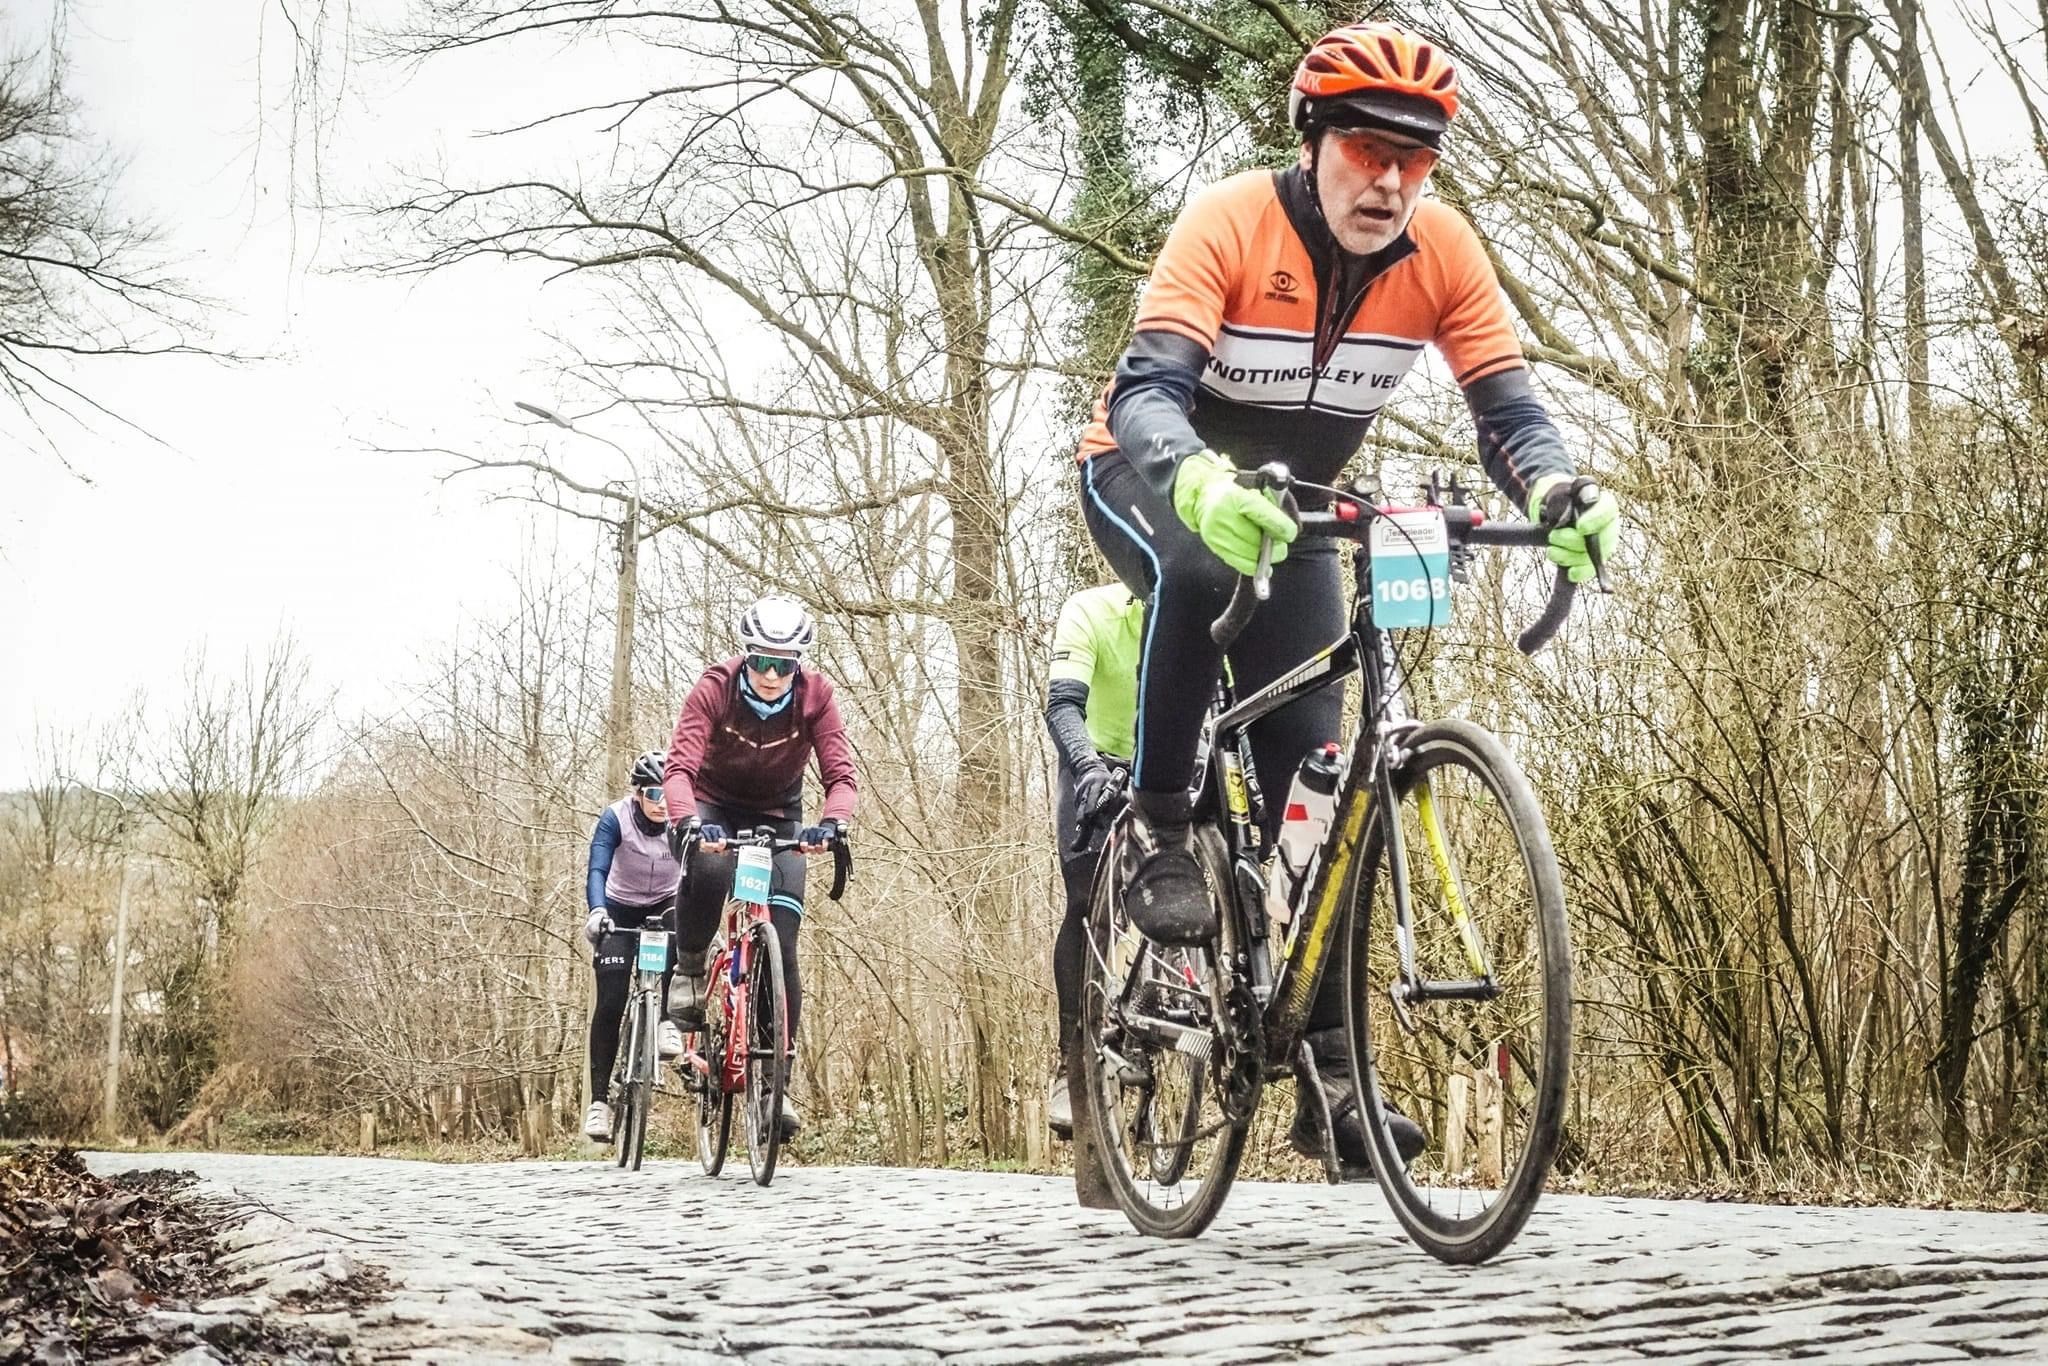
top-left (663, 658), bottom-right (858, 824)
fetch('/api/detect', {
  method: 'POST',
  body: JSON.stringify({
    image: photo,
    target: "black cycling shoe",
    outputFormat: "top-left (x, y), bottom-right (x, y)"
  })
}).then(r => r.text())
top-left (1046, 1071), bottom-right (1074, 1140)
top-left (1118, 789), bottom-right (1215, 945)
top-left (1290, 1028), bottom-right (1426, 1176)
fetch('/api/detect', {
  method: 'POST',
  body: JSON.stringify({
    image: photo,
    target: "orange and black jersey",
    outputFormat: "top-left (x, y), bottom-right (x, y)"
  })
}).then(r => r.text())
top-left (1078, 166), bottom-right (1571, 502)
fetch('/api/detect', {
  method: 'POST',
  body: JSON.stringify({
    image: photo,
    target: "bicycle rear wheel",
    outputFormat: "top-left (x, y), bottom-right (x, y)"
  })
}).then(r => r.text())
top-left (1078, 825), bottom-right (1253, 1239)
top-left (1341, 720), bottom-right (1570, 1263)
top-left (742, 920), bottom-right (789, 1187)
top-left (615, 994), bottom-right (653, 1171)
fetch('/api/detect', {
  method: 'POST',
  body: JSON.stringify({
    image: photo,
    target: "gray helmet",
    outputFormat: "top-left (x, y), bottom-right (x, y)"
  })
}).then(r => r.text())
top-left (630, 750), bottom-right (665, 789)
top-left (737, 595), bottom-right (816, 655)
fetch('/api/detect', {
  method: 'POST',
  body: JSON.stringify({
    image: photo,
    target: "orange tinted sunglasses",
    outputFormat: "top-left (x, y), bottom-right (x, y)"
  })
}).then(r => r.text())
top-left (1325, 128), bottom-right (1439, 184)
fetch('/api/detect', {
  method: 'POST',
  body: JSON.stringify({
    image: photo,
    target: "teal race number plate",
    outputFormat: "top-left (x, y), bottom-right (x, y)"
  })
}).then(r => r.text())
top-left (636, 929), bottom-right (670, 973)
top-left (1370, 508), bottom-right (1452, 629)
top-left (732, 846), bottom-right (773, 905)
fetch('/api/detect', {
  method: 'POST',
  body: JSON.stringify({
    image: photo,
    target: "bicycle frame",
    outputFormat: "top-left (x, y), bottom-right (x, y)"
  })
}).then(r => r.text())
top-left (1198, 536), bottom-right (1481, 1066)
top-left (689, 898), bottom-right (773, 1095)
top-left (682, 831), bottom-right (847, 1099)
top-left (618, 931), bottom-right (669, 1086)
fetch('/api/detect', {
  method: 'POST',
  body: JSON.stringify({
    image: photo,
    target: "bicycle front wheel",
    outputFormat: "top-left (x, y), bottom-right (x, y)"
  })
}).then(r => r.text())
top-left (1078, 826), bottom-right (1253, 1239)
top-left (615, 995), bottom-right (653, 1171)
top-left (692, 1011), bottom-right (733, 1177)
top-left (1342, 720), bottom-right (1570, 1264)
top-left (742, 920), bottom-right (789, 1188)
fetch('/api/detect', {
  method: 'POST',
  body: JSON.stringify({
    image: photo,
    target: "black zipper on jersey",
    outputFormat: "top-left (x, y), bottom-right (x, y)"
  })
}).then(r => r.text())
top-left (1274, 166), bottom-right (1418, 412)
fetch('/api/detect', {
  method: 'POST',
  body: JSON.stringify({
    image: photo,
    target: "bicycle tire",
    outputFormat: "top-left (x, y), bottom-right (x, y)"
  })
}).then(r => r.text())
top-left (694, 1012), bottom-right (733, 1176)
top-left (634, 982), bottom-right (663, 1171)
top-left (615, 995), bottom-right (651, 1171)
top-left (742, 919), bottom-right (789, 1187)
top-left (1078, 825), bottom-right (1252, 1239)
top-left (1341, 720), bottom-right (1570, 1264)
top-left (1144, 1055), bottom-right (1206, 1185)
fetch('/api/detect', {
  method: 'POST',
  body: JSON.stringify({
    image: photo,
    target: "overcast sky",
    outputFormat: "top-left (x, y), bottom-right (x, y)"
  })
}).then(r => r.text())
top-left (2, 0), bottom-right (2033, 788)
top-left (0, 0), bottom-right (636, 786)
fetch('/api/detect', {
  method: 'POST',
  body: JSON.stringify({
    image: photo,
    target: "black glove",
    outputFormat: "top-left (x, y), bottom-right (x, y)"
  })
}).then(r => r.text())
top-left (799, 819), bottom-right (843, 850)
top-left (666, 817), bottom-right (700, 859)
top-left (1074, 762), bottom-right (1116, 821)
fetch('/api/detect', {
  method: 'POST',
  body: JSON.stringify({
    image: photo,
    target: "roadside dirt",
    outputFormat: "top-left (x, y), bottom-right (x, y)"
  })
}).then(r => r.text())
top-left (0, 1146), bottom-right (382, 1365)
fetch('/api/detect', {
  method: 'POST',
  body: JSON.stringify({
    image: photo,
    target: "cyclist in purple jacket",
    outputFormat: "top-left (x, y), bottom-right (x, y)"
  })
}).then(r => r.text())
top-left (580, 750), bottom-right (687, 1142)
top-left (662, 597), bottom-right (858, 1138)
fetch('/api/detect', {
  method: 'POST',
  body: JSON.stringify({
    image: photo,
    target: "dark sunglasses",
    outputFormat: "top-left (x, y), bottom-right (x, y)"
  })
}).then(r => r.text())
top-left (637, 785), bottom-right (665, 803)
top-left (746, 654), bottom-right (799, 677)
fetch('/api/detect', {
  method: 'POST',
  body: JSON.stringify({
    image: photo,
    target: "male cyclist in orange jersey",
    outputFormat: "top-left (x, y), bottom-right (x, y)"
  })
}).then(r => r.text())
top-left (1076, 21), bottom-right (1620, 1173)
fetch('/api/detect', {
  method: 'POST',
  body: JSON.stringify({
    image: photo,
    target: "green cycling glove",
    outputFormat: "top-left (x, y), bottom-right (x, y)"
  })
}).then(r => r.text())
top-left (1172, 450), bottom-right (1298, 576)
top-left (1528, 472), bottom-right (1620, 585)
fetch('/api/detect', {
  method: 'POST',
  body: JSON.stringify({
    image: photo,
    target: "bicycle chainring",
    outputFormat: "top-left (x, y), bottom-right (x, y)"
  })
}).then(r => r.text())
top-left (1216, 976), bottom-right (1265, 1124)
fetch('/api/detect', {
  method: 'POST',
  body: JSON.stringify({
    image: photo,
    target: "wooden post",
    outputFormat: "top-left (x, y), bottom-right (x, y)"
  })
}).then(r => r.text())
top-left (358, 1111), bottom-right (377, 1152)
top-left (1024, 1090), bottom-right (1046, 1171)
top-left (1475, 1049), bottom-right (1505, 1189)
top-left (522, 1102), bottom-right (547, 1157)
top-left (1446, 1068), bottom-right (1472, 1177)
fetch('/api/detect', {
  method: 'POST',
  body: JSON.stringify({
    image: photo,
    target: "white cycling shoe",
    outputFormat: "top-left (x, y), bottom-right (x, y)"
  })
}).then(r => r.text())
top-left (658, 1019), bottom-right (686, 1060)
top-left (583, 1100), bottom-right (614, 1142)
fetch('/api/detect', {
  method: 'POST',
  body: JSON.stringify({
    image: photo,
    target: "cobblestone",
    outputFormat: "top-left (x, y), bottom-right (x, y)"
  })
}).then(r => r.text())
top-left (87, 1153), bottom-right (2048, 1362)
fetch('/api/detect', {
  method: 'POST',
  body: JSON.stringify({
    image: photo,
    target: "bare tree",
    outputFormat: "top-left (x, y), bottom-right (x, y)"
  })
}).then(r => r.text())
top-left (0, 18), bottom-right (218, 470)
top-left (144, 639), bottom-right (324, 953)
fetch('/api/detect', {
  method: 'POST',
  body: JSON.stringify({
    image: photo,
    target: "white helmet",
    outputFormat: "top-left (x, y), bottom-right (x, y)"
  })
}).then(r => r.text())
top-left (737, 595), bottom-right (815, 654)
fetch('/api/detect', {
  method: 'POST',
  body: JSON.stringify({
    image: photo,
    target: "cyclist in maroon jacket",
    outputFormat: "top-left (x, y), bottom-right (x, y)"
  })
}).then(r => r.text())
top-left (662, 596), bottom-right (857, 1137)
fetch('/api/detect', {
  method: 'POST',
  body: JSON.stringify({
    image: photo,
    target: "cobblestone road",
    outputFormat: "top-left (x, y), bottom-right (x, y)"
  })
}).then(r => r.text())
top-left (88, 1152), bottom-right (2048, 1363)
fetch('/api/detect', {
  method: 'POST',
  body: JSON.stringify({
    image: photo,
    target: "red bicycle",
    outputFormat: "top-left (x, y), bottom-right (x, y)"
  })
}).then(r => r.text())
top-left (681, 828), bottom-right (850, 1186)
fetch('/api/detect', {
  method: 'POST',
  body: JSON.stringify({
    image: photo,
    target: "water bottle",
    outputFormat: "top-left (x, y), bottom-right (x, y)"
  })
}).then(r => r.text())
top-left (1265, 744), bottom-right (1343, 927)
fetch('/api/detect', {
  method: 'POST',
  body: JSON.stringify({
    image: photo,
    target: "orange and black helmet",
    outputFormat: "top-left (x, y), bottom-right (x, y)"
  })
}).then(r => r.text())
top-left (1288, 22), bottom-right (1461, 146)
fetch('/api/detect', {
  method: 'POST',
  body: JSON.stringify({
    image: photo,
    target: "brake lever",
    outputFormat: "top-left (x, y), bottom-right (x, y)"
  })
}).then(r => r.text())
top-left (1574, 480), bottom-right (1614, 595)
top-left (1585, 529), bottom-right (1612, 595)
top-left (1251, 532), bottom-right (1275, 602)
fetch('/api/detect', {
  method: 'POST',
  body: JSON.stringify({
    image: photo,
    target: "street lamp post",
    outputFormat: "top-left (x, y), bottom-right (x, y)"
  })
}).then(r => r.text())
top-left (74, 780), bottom-right (136, 1137)
top-left (104, 852), bottom-right (135, 1135)
top-left (516, 402), bottom-right (644, 796)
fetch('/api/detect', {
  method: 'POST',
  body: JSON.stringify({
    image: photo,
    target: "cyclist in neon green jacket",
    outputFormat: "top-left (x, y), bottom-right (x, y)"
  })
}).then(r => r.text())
top-left (1042, 583), bottom-right (1144, 1138)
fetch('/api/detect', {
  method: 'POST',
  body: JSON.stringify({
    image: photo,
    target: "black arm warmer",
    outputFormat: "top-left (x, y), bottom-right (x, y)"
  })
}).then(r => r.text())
top-left (1045, 679), bottom-right (1105, 777)
top-left (1464, 367), bottom-right (1574, 509)
top-left (1104, 330), bottom-right (1211, 496)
